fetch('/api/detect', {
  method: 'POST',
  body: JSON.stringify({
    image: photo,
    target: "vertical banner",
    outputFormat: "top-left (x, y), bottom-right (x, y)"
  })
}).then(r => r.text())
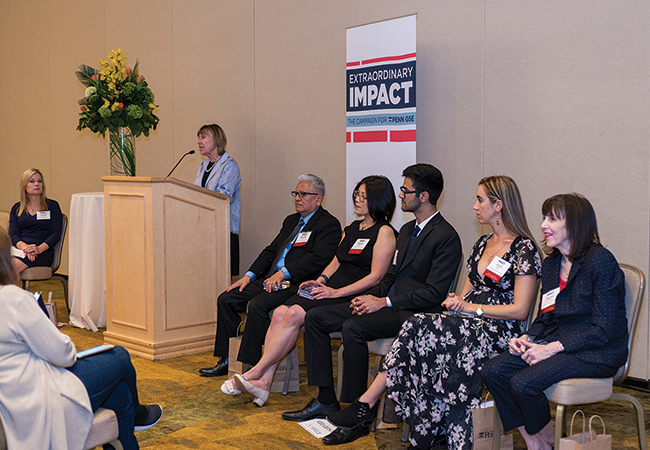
top-left (346, 15), bottom-right (416, 227)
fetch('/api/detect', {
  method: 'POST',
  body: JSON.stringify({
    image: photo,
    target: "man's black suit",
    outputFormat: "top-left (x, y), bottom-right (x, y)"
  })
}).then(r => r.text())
top-left (304, 212), bottom-right (462, 402)
top-left (214, 206), bottom-right (341, 365)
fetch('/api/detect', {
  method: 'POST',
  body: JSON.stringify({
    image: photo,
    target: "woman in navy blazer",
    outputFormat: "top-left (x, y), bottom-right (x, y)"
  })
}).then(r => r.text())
top-left (482, 193), bottom-right (628, 450)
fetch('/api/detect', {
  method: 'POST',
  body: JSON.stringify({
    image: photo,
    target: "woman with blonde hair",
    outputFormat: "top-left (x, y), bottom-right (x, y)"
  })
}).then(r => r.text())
top-left (323, 175), bottom-right (542, 450)
top-left (8, 168), bottom-right (63, 274)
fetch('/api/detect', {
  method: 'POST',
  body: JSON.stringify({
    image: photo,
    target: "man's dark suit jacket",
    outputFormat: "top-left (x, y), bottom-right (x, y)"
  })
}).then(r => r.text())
top-left (215, 206), bottom-right (341, 362)
top-left (528, 244), bottom-right (628, 368)
top-left (366, 212), bottom-right (462, 317)
top-left (247, 206), bottom-right (341, 282)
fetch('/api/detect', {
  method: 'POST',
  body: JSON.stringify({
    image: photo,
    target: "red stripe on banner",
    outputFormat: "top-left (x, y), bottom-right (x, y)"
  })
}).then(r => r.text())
top-left (354, 130), bottom-right (388, 143)
top-left (361, 52), bottom-right (417, 65)
top-left (391, 130), bottom-right (416, 142)
top-left (346, 61), bottom-right (361, 67)
top-left (346, 132), bottom-right (352, 143)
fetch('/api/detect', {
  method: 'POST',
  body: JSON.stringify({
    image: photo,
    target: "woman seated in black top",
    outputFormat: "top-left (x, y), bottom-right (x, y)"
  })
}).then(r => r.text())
top-left (482, 193), bottom-right (628, 450)
top-left (8, 168), bottom-right (63, 274)
top-left (221, 175), bottom-right (398, 407)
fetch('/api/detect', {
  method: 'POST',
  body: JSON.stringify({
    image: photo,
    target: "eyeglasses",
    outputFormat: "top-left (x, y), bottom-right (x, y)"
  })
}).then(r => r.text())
top-left (400, 186), bottom-right (423, 196)
top-left (354, 190), bottom-right (367, 202)
top-left (291, 191), bottom-right (319, 199)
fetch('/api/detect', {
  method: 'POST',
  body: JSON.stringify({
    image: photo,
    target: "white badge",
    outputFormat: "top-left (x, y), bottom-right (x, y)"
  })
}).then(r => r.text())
top-left (293, 231), bottom-right (312, 247)
top-left (392, 249), bottom-right (399, 265)
top-left (483, 256), bottom-right (511, 282)
top-left (540, 287), bottom-right (560, 315)
top-left (348, 238), bottom-right (370, 254)
top-left (36, 211), bottom-right (51, 220)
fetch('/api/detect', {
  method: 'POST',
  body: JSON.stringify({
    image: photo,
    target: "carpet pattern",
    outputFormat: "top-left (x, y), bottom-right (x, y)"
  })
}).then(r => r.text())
top-left (35, 280), bottom-right (650, 449)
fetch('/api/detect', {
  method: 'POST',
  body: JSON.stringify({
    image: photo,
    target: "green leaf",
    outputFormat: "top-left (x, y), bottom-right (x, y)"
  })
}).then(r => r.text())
top-left (75, 64), bottom-right (99, 87)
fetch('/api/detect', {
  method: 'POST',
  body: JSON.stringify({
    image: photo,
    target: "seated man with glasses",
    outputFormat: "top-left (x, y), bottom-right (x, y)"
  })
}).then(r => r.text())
top-left (199, 174), bottom-right (341, 377)
top-left (282, 163), bottom-right (462, 423)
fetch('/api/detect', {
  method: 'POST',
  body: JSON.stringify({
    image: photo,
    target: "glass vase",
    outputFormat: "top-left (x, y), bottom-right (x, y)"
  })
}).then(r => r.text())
top-left (109, 127), bottom-right (136, 176)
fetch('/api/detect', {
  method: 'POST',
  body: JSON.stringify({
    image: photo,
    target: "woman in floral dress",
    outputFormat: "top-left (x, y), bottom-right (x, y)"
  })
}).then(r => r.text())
top-left (323, 176), bottom-right (542, 450)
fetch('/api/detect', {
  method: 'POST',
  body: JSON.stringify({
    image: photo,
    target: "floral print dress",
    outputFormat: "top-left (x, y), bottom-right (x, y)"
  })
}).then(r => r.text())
top-left (384, 235), bottom-right (541, 450)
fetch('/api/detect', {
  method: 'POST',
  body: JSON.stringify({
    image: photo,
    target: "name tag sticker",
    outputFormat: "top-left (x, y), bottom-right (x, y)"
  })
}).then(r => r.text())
top-left (293, 231), bottom-right (312, 247)
top-left (37, 211), bottom-right (51, 220)
top-left (348, 238), bottom-right (370, 254)
top-left (392, 249), bottom-right (399, 266)
top-left (540, 287), bottom-right (560, 314)
top-left (483, 256), bottom-right (511, 282)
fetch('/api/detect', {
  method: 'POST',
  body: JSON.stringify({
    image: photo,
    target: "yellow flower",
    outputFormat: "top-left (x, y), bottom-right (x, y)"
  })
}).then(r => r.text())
top-left (111, 101), bottom-right (121, 111)
top-left (103, 99), bottom-right (111, 108)
top-left (149, 103), bottom-right (157, 110)
top-left (109, 49), bottom-right (127, 66)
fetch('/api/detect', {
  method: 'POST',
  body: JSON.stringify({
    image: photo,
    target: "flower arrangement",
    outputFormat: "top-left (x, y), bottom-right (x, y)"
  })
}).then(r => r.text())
top-left (76, 49), bottom-right (159, 138)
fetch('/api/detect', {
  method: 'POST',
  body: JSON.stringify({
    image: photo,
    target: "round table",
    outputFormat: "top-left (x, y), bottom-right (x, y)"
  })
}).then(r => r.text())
top-left (69, 192), bottom-right (106, 331)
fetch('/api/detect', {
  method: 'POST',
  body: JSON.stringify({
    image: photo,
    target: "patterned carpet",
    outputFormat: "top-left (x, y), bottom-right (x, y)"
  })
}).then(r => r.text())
top-left (35, 279), bottom-right (650, 449)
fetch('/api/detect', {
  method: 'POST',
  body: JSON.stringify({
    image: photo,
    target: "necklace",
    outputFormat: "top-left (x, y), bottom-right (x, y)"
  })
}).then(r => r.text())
top-left (359, 220), bottom-right (375, 231)
top-left (205, 160), bottom-right (216, 173)
top-left (486, 237), bottom-right (511, 261)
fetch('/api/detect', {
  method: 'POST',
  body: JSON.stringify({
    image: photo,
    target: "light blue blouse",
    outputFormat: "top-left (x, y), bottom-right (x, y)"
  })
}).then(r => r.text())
top-left (193, 151), bottom-right (241, 234)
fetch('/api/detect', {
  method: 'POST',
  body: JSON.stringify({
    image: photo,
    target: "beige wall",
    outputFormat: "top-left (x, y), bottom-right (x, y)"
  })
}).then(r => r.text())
top-left (1, 1), bottom-right (648, 378)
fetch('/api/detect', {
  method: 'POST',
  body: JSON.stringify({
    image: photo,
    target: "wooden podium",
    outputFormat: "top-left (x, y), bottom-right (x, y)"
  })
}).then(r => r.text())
top-left (101, 176), bottom-right (230, 360)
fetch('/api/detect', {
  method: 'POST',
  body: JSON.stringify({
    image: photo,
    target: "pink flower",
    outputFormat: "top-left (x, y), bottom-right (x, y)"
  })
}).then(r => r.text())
top-left (136, 76), bottom-right (142, 83)
top-left (91, 74), bottom-right (98, 81)
top-left (80, 105), bottom-right (87, 112)
top-left (118, 103), bottom-right (124, 110)
top-left (126, 67), bottom-right (132, 74)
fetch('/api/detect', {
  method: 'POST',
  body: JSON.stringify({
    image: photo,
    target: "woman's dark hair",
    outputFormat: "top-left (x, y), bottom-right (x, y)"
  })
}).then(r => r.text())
top-left (353, 175), bottom-right (396, 223)
top-left (402, 163), bottom-right (443, 206)
top-left (541, 193), bottom-right (600, 260)
top-left (0, 229), bottom-right (18, 286)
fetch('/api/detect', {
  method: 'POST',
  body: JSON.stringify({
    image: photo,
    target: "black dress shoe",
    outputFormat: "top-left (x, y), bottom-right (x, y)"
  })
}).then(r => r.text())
top-left (198, 357), bottom-right (228, 377)
top-left (322, 424), bottom-right (370, 445)
top-left (281, 398), bottom-right (341, 421)
top-left (327, 397), bottom-right (378, 428)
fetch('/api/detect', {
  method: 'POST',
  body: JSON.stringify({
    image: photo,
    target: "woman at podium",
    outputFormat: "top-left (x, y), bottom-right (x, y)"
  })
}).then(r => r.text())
top-left (8, 168), bottom-right (63, 274)
top-left (194, 124), bottom-right (242, 276)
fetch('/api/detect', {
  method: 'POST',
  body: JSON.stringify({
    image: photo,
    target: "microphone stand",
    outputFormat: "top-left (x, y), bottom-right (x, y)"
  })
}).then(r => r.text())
top-left (167, 150), bottom-right (196, 177)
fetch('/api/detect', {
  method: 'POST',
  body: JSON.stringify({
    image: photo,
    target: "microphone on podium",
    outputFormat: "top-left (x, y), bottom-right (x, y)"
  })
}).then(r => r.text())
top-left (167, 150), bottom-right (196, 177)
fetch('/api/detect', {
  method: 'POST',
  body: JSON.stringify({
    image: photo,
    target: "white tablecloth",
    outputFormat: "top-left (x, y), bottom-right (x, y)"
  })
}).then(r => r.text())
top-left (69, 192), bottom-right (106, 331)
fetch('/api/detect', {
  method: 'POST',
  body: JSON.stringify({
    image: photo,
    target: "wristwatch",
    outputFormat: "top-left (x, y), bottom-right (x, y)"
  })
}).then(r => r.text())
top-left (475, 307), bottom-right (484, 317)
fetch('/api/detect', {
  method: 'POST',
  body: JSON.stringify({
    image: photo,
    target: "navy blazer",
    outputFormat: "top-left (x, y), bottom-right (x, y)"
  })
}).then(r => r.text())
top-left (527, 244), bottom-right (628, 368)
top-left (367, 212), bottom-right (462, 319)
top-left (247, 206), bottom-right (342, 283)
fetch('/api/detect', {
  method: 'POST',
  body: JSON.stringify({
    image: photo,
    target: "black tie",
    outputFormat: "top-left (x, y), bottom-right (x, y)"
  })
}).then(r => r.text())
top-left (405, 224), bottom-right (420, 254)
top-left (268, 218), bottom-right (305, 277)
